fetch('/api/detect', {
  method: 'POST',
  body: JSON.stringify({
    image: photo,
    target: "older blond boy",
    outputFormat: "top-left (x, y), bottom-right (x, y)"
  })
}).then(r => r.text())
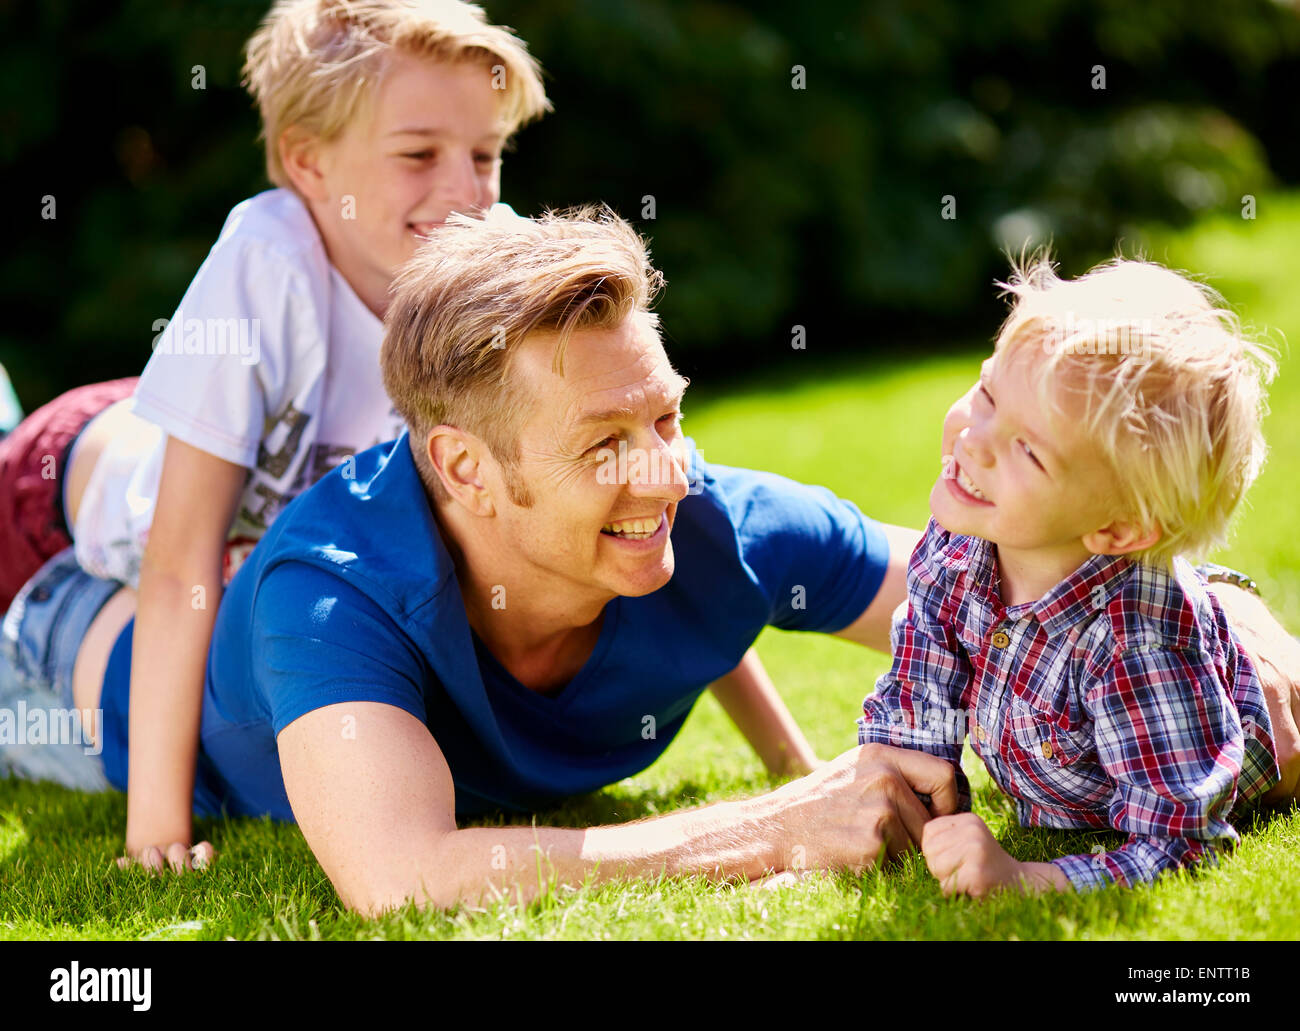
top-left (858, 258), bottom-right (1281, 895)
top-left (0, 0), bottom-right (549, 870)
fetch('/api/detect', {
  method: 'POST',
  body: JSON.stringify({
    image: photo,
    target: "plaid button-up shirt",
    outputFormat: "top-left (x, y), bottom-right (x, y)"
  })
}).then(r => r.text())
top-left (858, 518), bottom-right (1279, 892)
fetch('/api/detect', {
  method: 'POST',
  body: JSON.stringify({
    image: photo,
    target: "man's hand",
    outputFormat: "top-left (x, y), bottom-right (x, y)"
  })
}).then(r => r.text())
top-left (766, 743), bottom-right (960, 875)
top-left (922, 813), bottom-right (1069, 897)
top-left (116, 840), bottom-right (215, 874)
top-left (1209, 582), bottom-right (1300, 803)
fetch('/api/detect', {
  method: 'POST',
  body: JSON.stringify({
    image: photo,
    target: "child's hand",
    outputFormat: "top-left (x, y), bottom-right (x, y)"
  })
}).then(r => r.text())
top-left (922, 813), bottom-right (1068, 897)
top-left (116, 840), bottom-right (215, 874)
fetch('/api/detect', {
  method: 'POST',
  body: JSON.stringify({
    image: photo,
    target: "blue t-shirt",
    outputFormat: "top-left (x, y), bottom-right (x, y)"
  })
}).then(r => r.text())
top-left (99, 433), bottom-right (890, 819)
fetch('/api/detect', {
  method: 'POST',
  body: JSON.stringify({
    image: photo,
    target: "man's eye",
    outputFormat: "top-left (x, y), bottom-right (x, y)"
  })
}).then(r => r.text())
top-left (474, 153), bottom-right (500, 166)
top-left (590, 436), bottom-right (616, 454)
top-left (402, 150), bottom-right (435, 161)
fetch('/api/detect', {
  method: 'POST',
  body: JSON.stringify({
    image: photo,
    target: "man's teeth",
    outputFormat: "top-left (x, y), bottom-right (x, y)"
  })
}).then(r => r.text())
top-left (957, 466), bottom-right (988, 501)
top-left (601, 516), bottom-right (663, 538)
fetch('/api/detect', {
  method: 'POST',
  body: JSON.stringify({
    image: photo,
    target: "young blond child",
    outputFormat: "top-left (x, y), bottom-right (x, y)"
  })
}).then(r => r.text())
top-left (858, 256), bottom-right (1281, 896)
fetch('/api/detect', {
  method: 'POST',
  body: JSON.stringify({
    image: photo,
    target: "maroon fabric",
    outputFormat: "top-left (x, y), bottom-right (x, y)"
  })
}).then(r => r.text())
top-left (0, 377), bottom-right (139, 610)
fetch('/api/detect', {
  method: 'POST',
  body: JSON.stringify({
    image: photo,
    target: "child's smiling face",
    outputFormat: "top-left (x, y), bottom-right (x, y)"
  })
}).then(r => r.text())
top-left (931, 346), bottom-right (1124, 559)
top-left (287, 53), bottom-right (506, 316)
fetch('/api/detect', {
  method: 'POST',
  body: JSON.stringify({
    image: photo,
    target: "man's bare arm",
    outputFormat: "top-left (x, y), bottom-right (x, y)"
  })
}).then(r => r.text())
top-left (1207, 581), bottom-right (1300, 802)
top-left (277, 701), bottom-right (959, 915)
top-left (710, 647), bottom-right (820, 776)
top-left (831, 522), bottom-right (921, 652)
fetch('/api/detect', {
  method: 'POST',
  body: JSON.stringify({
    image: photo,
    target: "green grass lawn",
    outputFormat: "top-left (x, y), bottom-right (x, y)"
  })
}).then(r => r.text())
top-left (3, 196), bottom-right (1299, 941)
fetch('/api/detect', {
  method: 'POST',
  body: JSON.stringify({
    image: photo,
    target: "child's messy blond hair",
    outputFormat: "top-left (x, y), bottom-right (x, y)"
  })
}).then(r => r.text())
top-left (993, 255), bottom-right (1276, 568)
top-left (243, 0), bottom-right (550, 190)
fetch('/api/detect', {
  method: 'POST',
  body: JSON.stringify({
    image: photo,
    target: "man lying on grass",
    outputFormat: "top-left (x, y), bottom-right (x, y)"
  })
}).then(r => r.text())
top-left (860, 256), bottom-right (1294, 897)
top-left (4, 209), bottom-right (1297, 914)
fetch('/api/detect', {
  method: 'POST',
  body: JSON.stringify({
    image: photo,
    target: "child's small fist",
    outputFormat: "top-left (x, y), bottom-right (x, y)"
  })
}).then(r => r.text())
top-left (921, 812), bottom-right (1021, 898)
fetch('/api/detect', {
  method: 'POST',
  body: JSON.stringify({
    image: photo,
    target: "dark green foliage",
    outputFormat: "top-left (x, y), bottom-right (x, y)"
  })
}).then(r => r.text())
top-left (2, 0), bottom-right (1296, 405)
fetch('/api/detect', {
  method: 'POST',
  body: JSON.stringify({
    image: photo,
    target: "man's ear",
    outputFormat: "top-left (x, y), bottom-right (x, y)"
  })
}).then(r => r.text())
top-left (427, 426), bottom-right (496, 516)
top-left (1083, 519), bottom-right (1161, 556)
top-left (278, 126), bottom-right (332, 204)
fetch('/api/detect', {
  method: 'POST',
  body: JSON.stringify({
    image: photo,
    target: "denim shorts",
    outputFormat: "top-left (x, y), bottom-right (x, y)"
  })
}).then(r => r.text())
top-left (0, 547), bottom-right (120, 790)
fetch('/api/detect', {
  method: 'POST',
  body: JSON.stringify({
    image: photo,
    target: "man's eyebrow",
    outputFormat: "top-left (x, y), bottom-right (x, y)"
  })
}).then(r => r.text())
top-left (573, 379), bottom-right (689, 428)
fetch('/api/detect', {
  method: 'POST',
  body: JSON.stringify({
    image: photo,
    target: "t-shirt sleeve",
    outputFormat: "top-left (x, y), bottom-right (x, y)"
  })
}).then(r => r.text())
top-left (132, 235), bottom-right (326, 469)
top-left (724, 468), bottom-right (891, 634)
top-left (251, 561), bottom-right (430, 736)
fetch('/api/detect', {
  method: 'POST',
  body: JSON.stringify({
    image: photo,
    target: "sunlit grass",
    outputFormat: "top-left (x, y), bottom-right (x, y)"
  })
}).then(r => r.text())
top-left (2, 194), bottom-right (1298, 940)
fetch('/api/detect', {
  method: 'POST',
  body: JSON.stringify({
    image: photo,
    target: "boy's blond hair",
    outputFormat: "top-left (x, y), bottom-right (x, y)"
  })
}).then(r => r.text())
top-left (381, 205), bottom-right (664, 506)
top-left (243, 0), bottom-right (550, 190)
top-left (994, 256), bottom-right (1276, 568)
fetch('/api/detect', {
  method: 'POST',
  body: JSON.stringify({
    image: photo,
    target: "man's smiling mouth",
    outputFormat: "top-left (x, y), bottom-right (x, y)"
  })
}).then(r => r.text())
top-left (600, 514), bottom-right (665, 539)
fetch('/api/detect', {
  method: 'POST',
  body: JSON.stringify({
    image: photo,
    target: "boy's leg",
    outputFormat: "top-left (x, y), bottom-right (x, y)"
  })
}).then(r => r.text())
top-left (0, 548), bottom-right (122, 791)
top-left (0, 377), bottom-right (139, 610)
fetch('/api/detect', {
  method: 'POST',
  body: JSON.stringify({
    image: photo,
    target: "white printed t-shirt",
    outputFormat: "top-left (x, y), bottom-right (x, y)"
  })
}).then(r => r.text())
top-left (74, 188), bottom-right (407, 585)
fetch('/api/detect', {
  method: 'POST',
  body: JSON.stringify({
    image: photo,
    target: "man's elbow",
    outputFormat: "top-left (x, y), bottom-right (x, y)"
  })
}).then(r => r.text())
top-left (334, 837), bottom-right (465, 916)
top-left (342, 874), bottom-right (460, 917)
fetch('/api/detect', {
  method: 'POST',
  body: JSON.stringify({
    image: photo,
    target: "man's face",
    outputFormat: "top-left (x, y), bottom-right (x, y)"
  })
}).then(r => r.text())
top-left (309, 53), bottom-right (505, 312)
top-left (931, 347), bottom-right (1119, 552)
top-left (489, 316), bottom-right (692, 602)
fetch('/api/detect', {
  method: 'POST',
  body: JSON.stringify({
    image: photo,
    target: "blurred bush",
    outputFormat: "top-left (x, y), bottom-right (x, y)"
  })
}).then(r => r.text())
top-left (2, 0), bottom-right (1297, 404)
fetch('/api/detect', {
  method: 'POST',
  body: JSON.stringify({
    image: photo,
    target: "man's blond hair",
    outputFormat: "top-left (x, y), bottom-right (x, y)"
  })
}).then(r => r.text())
top-left (243, 0), bottom-right (550, 189)
top-left (994, 255), bottom-right (1276, 568)
top-left (381, 205), bottom-right (665, 505)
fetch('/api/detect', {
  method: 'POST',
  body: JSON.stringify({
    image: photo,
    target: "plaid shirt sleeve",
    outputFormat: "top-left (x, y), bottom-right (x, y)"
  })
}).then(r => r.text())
top-left (858, 528), bottom-right (973, 811)
top-left (1051, 646), bottom-right (1245, 892)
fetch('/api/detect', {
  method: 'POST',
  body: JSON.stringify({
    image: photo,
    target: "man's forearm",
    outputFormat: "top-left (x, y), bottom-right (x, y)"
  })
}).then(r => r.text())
top-left (402, 793), bottom-right (787, 913)
top-left (710, 647), bottom-right (819, 776)
top-left (1208, 580), bottom-right (1300, 800)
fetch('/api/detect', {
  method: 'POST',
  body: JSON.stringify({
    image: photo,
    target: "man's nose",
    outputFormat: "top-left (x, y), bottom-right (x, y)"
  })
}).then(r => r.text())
top-left (625, 434), bottom-right (690, 501)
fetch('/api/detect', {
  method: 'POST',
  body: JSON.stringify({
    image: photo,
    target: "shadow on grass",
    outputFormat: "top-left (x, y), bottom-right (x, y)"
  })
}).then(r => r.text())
top-left (0, 772), bottom-right (765, 938)
top-left (6, 772), bottom-right (1291, 940)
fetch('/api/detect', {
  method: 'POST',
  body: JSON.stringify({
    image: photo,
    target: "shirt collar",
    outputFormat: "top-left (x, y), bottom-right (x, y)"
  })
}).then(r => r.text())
top-left (937, 530), bottom-right (1133, 640)
top-left (1030, 551), bottom-right (1134, 639)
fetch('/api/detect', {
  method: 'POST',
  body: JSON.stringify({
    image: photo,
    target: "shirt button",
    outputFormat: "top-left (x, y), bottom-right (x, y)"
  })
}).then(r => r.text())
top-left (991, 629), bottom-right (1011, 648)
top-left (1041, 741), bottom-right (1054, 760)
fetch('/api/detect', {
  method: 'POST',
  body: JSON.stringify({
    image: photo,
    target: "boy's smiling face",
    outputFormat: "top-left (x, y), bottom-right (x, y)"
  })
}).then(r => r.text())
top-left (286, 52), bottom-right (506, 316)
top-left (932, 346), bottom-right (1132, 587)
